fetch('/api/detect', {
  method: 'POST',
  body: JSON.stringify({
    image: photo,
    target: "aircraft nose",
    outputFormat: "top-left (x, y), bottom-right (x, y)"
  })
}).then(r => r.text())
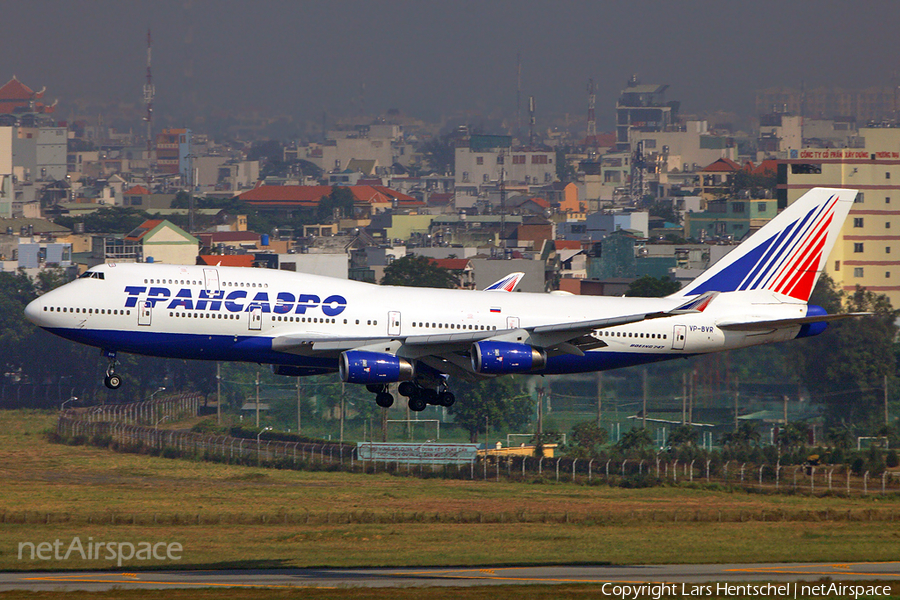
top-left (24, 297), bottom-right (43, 325)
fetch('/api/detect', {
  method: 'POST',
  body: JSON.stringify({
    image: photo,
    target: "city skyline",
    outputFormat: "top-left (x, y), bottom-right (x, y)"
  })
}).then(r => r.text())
top-left (3, 0), bottom-right (899, 134)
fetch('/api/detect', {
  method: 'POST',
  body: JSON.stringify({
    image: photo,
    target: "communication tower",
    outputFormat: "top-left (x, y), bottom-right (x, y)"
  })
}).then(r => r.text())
top-left (586, 79), bottom-right (596, 137)
top-left (143, 29), bottom-right (154, 153)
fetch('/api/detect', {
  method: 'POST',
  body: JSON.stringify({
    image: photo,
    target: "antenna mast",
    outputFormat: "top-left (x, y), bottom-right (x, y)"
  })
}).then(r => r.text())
top-left (528, 95), bottom-right (535, 147)
top-left (143, 29), bottom-right (155, 154)
top-left (516, 52), bottom-right (522, 141)
top-left (586, 79), bottom-right (596, 137)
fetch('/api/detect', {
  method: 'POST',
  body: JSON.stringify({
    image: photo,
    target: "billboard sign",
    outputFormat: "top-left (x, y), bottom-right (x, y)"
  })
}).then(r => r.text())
top-left (357, 442), bottom-right (478, 464)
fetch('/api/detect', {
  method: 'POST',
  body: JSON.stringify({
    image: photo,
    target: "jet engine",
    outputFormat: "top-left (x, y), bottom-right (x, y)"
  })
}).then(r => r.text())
top-left (471, 341), bottom-right (546, 374)
top-left (795, 304), bottom-right (829, 338)
top-left (339, 351), bottom-right (414, 384)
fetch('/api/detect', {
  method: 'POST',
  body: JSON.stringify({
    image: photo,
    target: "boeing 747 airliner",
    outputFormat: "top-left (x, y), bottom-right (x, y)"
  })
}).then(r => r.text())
top-left (25, 187), bottom-right (862, 411)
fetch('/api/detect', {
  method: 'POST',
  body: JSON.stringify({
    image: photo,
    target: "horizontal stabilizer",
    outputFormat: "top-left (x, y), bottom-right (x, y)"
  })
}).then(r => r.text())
top-left (716, 312), bottom-right (870, 331)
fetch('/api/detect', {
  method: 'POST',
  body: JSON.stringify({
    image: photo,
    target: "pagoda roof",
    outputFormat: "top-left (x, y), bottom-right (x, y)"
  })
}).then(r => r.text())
top-left (0, 76), bottom-right (52, 114)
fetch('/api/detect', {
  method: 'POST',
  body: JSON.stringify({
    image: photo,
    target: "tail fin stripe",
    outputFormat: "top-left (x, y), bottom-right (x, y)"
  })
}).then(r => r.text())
top-left (740, 198), bottom-right (832, 291)
top-left (750, 196), bottom-right (837, 292)
top-left (739, 218), bottom-right (805, 291)
top-left (768, 205), bottom-right (835, 294)
top-left (771, 210), bottom-right (833, 292)
top-left (778, 224), bottom-right (829, 298)
top-left (739, 202), bottom-right (822, 291)
top-left (782, 233), bottom-right (828, 299)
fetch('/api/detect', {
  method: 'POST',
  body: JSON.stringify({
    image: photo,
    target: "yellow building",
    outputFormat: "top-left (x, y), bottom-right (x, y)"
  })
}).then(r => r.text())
top-left (780, 128), bottom-right (900, 306)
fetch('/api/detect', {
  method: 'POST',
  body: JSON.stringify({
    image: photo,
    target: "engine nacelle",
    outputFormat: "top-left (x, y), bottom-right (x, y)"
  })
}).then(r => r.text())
top-left (339, 351), bottom-right (414, 384)
top-left (796, 304), bottom-right (829, 339)
top-left (471, 341), bottom-right (547, 374)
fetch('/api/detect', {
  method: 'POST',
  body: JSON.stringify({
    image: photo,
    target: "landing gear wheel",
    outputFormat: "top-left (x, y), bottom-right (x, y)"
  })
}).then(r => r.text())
top-left (398, 381), bottom-right (417, 397)
top-left (422, 388), bottom-right (439, 405)
top-left (375, 392), bottom-right (394, 408)
top-left (438, 391), bottom-right (455, 407)
top-left (367, 384), bottom-right (387, 394)
top-left (408, 396), bottom-right (427, 412)
top-left (104, 374), bottom-right (122, 390)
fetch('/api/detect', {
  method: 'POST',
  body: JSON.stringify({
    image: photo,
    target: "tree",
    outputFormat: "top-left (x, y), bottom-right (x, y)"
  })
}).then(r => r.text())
top-left (316, 186), bottom-right (355, 223)
top-left (624, 275), bottom-right (681, 297)
top-left (648, 201), bottom-right (680, 225)
top-left (798, 277), bottom-right (899, 428)
top-left (568, 421), bottom-right (608, 458)
top-left (447, 377), bottom-right (531, 443)
top-left (721, 422), bottom-right (761, 452)
top-left (555, 148), bottom-right (575, 183)
top-left (668, 424), bottom-right (699, 449)
top-left (419, 134), bottom-right (456, 175)
top-left (616, 427), bottom-right (653, 452)
top-left (380, 255), bottom-right (460, 288)
top-left (55, 206), bottom-right (150, 234)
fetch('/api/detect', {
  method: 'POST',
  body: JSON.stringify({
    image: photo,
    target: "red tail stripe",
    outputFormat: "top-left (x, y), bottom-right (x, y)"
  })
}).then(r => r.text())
top-left (777, 212), bottom-right (833, 295)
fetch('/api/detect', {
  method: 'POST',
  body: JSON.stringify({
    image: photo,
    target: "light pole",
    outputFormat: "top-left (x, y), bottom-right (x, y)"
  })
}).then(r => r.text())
top-left (257, 426), bottom-right (272, 465)
top-left (150, 386), bottom-right (166, 401)
top-left (60, 396), bottom-right (77, 411)
top-left (155, 415), bottom-right (169, 430)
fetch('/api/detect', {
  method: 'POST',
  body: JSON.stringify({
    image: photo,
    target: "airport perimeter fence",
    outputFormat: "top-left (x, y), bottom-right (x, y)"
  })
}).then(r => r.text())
top-left (54, 401), bottom-right (900, 498)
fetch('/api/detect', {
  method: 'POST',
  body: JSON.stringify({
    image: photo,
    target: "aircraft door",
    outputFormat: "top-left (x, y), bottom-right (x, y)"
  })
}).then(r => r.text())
top-left (388, 311), bottom-right (401, 336)
top-left (506, 316), bottom-right (520, 329)
top-left (203, 268), bottom-right (220, 292)
top-left (138, 300), bottom-right (152, 326)
top-left (672, 325), bottom-right (686, 350)
top-left (248, 307), bottom-right (262, 331)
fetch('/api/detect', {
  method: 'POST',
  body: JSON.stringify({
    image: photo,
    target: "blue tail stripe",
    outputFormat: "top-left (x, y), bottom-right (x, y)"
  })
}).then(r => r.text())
top-left (740, 204), bottom-right (820, 291)
top-left (754, 200), bottom-right (832, 291)
top-left (684, 235), bottom-right (776, 295)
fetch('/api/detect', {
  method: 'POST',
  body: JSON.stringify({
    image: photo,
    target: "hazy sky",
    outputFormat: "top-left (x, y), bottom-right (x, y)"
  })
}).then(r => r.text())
top-left (3, 0), bottom-right (898, 133)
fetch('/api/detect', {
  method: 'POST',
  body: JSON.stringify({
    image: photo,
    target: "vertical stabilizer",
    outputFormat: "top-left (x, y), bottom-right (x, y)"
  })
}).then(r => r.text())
top-left (674, 188), bottom-right (857, 301)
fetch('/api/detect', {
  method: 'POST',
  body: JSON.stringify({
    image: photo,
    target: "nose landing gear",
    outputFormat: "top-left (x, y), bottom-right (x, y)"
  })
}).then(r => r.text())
top-left (103, 350), bottom-right (122, 390)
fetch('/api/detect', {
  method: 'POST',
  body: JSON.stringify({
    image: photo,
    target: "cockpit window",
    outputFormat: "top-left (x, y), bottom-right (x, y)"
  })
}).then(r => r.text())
top-left (78, 271), bottom-right (105, 280)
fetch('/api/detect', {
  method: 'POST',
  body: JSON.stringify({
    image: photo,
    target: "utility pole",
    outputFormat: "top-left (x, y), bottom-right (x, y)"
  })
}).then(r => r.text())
top-left (255, 369), bottom-right (260, 428)
top-left (885, 374), bottom-right (890, 426)
top-left (596, 372), bottom-right (603, 428)
top-left (216, 362), bottom-right (221, 425)
top-left (689, 369), bottom-right (695, 425)
top-left (641, 367), bottom-right (648, 429)
top-left (340, 382), bottom-right (345, 443)
top-left (537, 387), bottom-right (544, 437)
top-left (782, 394), bottom-right (789, 427)
top-left (296, 377), bottom-right (302, 432)
top-left (734, 377), bottom-right (740, 432)
top-left (681, 372), bottom-right (687, 425)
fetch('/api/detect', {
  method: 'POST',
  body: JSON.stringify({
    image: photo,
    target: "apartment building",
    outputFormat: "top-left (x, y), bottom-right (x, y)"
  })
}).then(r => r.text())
top-left (779, 127), bottom-right (900, 305)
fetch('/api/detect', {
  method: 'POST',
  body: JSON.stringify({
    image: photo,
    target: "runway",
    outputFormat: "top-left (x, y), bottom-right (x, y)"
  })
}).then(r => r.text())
top-left (2, 562), bottom-right (898, 592)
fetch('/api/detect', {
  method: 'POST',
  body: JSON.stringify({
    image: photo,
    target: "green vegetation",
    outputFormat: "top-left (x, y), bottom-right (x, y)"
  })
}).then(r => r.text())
top-left (1, 410), bottom-right (899, 576)
top-left (380, 255), bottom-right (460, 288)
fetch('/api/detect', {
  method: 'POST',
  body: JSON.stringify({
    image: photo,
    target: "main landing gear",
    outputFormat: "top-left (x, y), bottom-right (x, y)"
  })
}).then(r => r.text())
top-left (366, 382), bottom-right (456, 412)
top-left (103, 350), bottom-right (122, 390)
top-left (366, 384), bottom-right (395, 408)
top-left (398, 381), bottom-right (455, 412)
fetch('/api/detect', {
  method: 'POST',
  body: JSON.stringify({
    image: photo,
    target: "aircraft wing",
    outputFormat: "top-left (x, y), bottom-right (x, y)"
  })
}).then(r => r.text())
top-left (269, 293), bottom-right (712, 368)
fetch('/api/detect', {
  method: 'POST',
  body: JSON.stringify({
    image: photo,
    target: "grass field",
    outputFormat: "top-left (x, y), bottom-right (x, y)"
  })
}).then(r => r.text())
top-left (1, 410), bottom-right (899, 574)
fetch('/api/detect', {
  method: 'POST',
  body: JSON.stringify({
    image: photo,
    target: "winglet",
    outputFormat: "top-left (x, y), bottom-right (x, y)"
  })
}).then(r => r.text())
top-left (484, 272), bottom-right (524, 292)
